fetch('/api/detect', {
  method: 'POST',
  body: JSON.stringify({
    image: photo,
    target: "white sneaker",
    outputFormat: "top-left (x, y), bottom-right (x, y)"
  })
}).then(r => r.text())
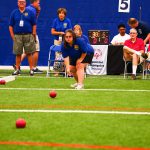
top-left (70, 83), bottom-right (78, 88)
top-left (75, 84), bottom-right (84, 90)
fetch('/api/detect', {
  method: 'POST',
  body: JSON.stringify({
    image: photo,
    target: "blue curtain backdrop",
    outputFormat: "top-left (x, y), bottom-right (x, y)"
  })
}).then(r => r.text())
top-left (0, 0), bottom-right (149, 66)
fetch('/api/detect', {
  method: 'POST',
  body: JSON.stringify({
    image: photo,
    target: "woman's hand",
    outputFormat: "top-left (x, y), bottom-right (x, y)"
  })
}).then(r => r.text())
top-left (66, 68), bottom-right (71, 76)
top-left (77, 53), bottom-right (86, 65)
top-left (59, 32), bottom-right (65, 35)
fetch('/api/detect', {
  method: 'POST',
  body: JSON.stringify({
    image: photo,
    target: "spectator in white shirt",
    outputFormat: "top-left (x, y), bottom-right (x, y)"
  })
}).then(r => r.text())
top-left (111, 24), bottom-right (130, 45)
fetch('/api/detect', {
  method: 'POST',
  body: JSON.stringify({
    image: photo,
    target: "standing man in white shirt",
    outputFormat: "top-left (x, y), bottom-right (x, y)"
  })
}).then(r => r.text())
top-left (111, 24), bottom-right (130, 45)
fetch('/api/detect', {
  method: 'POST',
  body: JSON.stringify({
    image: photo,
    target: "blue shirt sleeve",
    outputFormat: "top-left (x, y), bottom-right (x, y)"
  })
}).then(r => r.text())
top-left (82, 35), bottom-right (90, 44)
top-left (26, 5), bottom-right (36, 17)
top-left (29, 9), bottom-right (36, 25)
top-left (78, 37), bottom-right (94, 54)
top-left (77, 38), bottom-right (88, 53)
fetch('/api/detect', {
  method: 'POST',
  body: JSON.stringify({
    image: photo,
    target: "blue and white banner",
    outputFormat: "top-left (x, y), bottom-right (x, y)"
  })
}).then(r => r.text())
top-left (86, 45), bottom-right (108, 75)
top-left (118, 0), bottom-right (130, 13)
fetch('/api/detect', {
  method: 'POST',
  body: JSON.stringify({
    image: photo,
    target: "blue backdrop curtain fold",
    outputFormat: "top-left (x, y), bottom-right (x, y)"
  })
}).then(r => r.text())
top-left (0, 0), bottom-right (149, 66)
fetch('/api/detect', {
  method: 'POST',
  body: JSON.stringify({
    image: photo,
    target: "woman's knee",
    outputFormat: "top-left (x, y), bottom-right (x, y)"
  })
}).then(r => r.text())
top-left (76, 63), bottom-right (85, 70)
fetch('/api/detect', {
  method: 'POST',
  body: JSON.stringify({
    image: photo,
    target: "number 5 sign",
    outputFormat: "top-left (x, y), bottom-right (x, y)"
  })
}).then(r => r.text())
top-left (118, 0), bottom-right (130, 13)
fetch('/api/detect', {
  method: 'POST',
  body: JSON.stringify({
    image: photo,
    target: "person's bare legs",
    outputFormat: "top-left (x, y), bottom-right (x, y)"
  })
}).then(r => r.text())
top-left (70, 65), bottom-right (78, 82)
top-left (123, 46), bottom-right (141, 56)
top-left (76, 63), bottom-right (87, 85)
top-left (33, 51), bottom-right (39, 68)
top-left (26, 53), bottom-right (33, 70)
top-left (13, 53), bottom-right (26, 70)
top-left (12, 55), bottom-right (21, 75)
top-left (124, 50), bottom-right (139, 80)
top-left (132, 53), bottom-right (139, 76)
top-left (32, 51), bottom-right (43, 73)
top-left (15, 51), bottom-right (39, 70)
top-left (123, 51), bottom-right (132, 61)
top-left (132, 53), bottom-right (139, 66)
top-left (16, 55), bottom-right (21, 70)
top-left (21, 53), bottom-right (27, 62)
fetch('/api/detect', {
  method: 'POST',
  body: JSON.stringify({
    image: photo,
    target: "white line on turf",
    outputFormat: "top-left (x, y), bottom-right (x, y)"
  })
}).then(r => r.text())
top-left (0, 76), bottom-right (15, 82)
top-left (0, 88), bottom-right (150, 92)
top-left (0, 109), bottom-right (150, 115)
top-left (18, 76), bottom-right (124, 79)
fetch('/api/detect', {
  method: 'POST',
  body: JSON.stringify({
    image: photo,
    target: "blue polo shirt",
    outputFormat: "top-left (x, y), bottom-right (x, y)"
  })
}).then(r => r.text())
top-left (81, 35), bottom-right (94, 55)
top-left (26, 5), bottom-right (37, 18)
top-left (81, 34), bottom-right (90, 44)
top-left (9, 8), bottom-right (36, 34)
top-left (61, 37), bottom-right (94, 60)
top-left (51, 17), bottom-right (72, 40)
top-left (136, 21), bottom-right (150, 40)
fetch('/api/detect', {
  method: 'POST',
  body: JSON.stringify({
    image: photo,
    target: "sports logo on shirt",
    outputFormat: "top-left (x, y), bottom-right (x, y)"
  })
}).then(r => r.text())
top-left (138, 29), bottom-right (142, 35)
top-left (63, 23), bottom-right (67, 28)
top-left (24, 12), bottom-right (28, 16)
top-left (74, 45), bottom-right (79, 50)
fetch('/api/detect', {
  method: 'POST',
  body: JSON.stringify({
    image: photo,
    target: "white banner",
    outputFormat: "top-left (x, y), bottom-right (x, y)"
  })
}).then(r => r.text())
top-left (118, 0), bottom-right (130, 13)
top-left (86, 45), bottom-right (108, 75)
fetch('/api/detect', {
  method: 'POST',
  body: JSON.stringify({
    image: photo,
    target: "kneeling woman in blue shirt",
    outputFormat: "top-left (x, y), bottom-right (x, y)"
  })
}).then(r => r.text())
top-left (61, 30), bottom-right (94, 90)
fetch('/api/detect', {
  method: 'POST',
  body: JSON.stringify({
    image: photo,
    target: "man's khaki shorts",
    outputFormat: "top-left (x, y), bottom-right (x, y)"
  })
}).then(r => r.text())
top-left (13, 34), bottom-right (36, 55)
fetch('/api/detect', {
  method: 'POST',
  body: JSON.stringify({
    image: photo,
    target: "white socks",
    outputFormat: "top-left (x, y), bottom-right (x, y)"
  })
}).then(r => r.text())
top-left (132, 65), bottom-right (137, 75)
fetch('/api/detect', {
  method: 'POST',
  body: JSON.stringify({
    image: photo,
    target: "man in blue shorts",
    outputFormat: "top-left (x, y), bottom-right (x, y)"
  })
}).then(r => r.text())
top-left (9, 0), bottom-right (36, 75)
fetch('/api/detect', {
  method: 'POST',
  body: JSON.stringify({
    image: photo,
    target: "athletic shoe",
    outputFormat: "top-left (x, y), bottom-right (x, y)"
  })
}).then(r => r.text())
top-left (30, 69), bottom-right (34, 76)
top-left (131, 74), bottom-right (136, 80)
top-left (75, 84), bottom-right (84, 90)
top-left (12, 69), bottom-right (21, 75)
top-left (12, 64), bottom-right (16, 70)
top-left (70, 83), bottom-right (78, 88)
top-left (68, 75), bottom-right (73, 78)
top-left (33, 68), bottom-right (43, 74)
top-left (13, 64), bottom-right (21, 71)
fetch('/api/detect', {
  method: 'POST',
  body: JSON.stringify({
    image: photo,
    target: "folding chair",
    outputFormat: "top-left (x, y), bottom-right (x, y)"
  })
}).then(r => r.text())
top-left (46, 45), bottom-right (66, 77)
top-left (143, 59), bottom-right (150, 79)
top-left (124, 60), bottom-right (145, 79)
top-left (143, 45), bottom-right (150, 79)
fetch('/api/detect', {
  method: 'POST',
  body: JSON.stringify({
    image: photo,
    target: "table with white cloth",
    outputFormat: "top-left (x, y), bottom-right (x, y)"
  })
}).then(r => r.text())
top-left (86, 45), bottom-right (124, 75)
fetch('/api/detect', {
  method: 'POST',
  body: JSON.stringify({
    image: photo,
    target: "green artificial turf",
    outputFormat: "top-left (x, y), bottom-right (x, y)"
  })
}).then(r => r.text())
top-left (0, 75), bottom-right (150, 150)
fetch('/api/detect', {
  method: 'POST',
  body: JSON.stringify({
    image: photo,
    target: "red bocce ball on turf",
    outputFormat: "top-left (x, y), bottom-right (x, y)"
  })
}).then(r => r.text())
top-left (49, 90), bottom-right (57, 98)
top-left (16, 118), bottom-right (26, 128)
top-left (0, 80), bottom-right (6, 85)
